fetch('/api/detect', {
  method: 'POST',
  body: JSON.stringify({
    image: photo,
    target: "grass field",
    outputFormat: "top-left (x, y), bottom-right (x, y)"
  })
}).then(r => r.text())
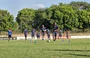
top-left (0, 39), bottom-right (90, 58)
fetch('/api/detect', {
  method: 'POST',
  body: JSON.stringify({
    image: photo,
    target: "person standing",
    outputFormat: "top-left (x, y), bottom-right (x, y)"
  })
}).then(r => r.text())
top-left (58, 29), bottom-right (64, 42)
top-left (8, 29), bottom-right (12, 41)
top-left (24, 29), bottom-right (28, 40)
top-left (66, 29), bottom-right (70, 42)
top-left (30, 28), bottom-right (36, 43)
top-left (46, 29), bottom-right (50, 42)
top-left (36, 30), bottom-right (40, 39)
top-left (59, 29), bottom-right (63, 39)
top-left (41, 25), bottom-right (46, 40)
top-left (53, 22), bottom-right (58, 42)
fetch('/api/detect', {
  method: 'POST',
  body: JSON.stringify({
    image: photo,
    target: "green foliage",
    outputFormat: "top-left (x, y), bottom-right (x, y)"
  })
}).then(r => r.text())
top-left (50, 4), bottom-right (79, 30)
top-left (70, 1), bottom-right (89, 10)
top-left (0, 1), bottom-right (90, 32)
top-left (0, 9), bottom-right (16, 31)
top-left (76, 10), bottom-right (90, 31)
top-left (14, 2), bottom-right (90, 32)
top-left (16, 8), bottom-right (35, 31)
top-left (34, 8), bottom-right (52, 30)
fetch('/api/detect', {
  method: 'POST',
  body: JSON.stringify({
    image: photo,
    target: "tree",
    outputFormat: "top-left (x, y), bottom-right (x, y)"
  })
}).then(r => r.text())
top-left (50, 4), bottom-right (79, 31)
top-left (16, 8), bottom-right (35, 32)
top-left (15, 2), bottom-right (90, 32)
top-left (34, 8), bottom-right (52, 30)
top-left (76, 10), bottom-right (89, 32)
top-left (0, 9), bottom-right (15, 31)
top-left (70, 1), bottom-right (89, 10)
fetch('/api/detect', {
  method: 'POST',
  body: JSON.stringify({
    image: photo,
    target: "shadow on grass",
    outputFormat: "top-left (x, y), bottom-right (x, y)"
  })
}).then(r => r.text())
top-left (44, 49), bottom-right (90, 57)
top-left (69, 53), bottom-right (90, 57)
top-left (44, 49), bottom-right (90, 52)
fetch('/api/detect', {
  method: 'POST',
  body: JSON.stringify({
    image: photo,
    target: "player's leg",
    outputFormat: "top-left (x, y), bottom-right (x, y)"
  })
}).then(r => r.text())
top-left (47, 34), bottom-right (50, 42)
top-left (25, 34), bottom-right (27, 40)
top-left (61, 33), bottom-right (64, 42)
top-left (59, 34), bottom-right (61, 41)
top-left (67, 35), bottom-right (70, 42)
top-left (53, 32), bottom-right (55, 41)
top-left (54, 32), bottom-right (57, 41)
top-left (34, 34), bottom-right (36, 44)
top-left (66, 34), bottom-right (70, 42)
top-left (42, 32), bottom-right (45, 40)
top-left (30, 37), bottom-right (32, 43)
top-left (30, 34), bottom-right (33, 43)
top-left (8, 35), bottom-right (11, 41)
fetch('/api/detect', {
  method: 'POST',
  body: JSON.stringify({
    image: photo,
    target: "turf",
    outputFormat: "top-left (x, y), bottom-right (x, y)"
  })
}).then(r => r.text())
top-left (0, 39), bottom-right (90, 58)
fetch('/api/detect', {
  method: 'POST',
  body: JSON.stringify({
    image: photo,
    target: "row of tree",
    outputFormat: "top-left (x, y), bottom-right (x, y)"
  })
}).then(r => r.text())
top-left (0, 1), bottom-right (90, 32)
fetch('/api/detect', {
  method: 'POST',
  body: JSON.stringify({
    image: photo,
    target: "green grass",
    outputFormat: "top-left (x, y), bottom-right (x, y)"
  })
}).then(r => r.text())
top-left (0, 39), bottom-right (90, 58)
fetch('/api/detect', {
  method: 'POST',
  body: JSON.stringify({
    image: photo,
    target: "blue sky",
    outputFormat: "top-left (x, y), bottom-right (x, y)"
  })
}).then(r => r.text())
top-left (0, 0), bottom-right (90, 17)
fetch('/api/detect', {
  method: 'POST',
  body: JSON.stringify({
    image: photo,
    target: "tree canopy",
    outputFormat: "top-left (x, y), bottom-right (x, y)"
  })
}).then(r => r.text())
top-left (0, 1), bottom-right (90, 32)
top-left (0, 9), bottom-right (17, 31)
top-left (15, 2), bottom-right (90, 32)
top-left (16, 8), bottom-right (35, 32)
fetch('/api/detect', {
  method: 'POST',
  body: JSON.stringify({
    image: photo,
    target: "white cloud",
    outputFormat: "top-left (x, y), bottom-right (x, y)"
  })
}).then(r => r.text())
top-left (32, 4), bottom-right (45, 9)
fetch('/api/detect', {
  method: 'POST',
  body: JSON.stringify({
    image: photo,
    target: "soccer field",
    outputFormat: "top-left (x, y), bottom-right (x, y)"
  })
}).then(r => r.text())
top-left (0, 39), bottom-right (90, 58)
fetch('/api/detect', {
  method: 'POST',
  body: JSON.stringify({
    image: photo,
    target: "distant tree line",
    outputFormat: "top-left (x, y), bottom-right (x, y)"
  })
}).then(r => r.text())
top-left (0, 1), bottom-right (90, 32)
